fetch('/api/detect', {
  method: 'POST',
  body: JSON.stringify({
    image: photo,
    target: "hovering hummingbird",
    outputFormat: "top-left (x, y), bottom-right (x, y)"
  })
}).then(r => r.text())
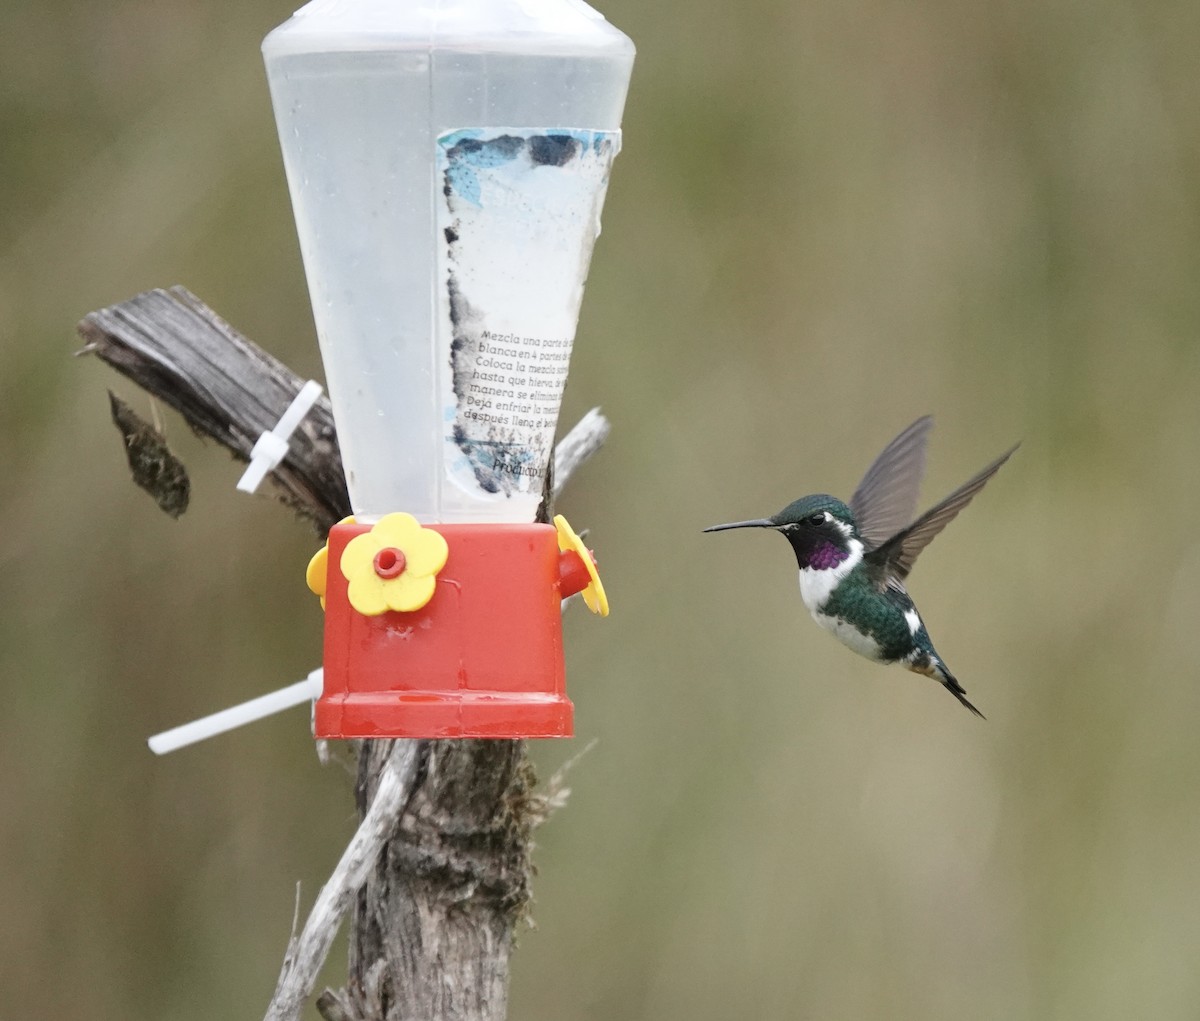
top-left (705, 417), bottom-right (1017, 717)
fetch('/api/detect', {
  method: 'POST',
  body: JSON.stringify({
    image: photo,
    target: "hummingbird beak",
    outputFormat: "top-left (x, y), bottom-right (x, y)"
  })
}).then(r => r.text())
top-left (703, 518), bottom-right (776, 533)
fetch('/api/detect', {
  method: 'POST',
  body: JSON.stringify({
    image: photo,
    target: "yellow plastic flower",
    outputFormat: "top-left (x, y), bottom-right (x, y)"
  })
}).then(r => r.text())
top-left (340, 512), bottom-right (449, 616)
top-left (306, 516), bottom-right (355, 609)
top-left (554, 514), bottom-right (609, 616)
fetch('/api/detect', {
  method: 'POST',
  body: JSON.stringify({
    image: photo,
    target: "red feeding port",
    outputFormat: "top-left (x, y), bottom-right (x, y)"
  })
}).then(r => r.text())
top-left (315, 521), bottom-right (595, 739)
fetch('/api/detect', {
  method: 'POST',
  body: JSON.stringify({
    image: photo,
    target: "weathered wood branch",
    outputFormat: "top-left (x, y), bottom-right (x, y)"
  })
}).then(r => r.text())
top-left (78, 286), bottom-right (349, 531)
top-left (267, 739), bottom-right (424, 1021)
top-left (78, 288), bottom-right (610, 1021)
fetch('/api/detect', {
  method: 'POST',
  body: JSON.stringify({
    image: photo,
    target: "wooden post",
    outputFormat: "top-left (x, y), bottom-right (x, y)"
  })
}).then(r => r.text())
top-left (79, 287), bottom-right (609, 1021)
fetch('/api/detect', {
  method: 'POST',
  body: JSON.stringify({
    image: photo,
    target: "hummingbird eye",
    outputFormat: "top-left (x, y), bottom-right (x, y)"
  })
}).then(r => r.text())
top-left (806, 511), bottom-right (828, 527)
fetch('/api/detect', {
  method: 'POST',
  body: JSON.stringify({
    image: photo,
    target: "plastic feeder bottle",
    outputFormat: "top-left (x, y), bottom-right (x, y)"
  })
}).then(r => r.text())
top-left (264, 0), bottom-right (633, 738)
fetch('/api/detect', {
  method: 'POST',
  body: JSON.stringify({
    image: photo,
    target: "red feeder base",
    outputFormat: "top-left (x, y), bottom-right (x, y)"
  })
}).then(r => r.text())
top-left (316, 521), bottom-right (586, 739)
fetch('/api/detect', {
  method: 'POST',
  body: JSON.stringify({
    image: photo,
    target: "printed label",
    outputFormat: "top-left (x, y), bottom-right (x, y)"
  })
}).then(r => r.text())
top-left (438, 128), bottom-right (620, 500)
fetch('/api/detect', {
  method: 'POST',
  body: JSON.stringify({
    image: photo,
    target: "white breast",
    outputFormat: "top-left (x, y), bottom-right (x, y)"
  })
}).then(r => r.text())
top-left (797, 539), bottom-right (864, 614)
top-left (798, 540), bottom-right (884, 661)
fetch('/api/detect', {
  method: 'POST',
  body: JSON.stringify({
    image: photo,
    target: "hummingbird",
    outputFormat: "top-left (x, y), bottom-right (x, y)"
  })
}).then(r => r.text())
top-left (705, 416), bottom-right (1017, 717)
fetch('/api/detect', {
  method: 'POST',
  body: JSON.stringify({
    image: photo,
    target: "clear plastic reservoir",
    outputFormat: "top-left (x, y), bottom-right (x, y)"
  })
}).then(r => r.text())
top-left (262, 0), bottom-right (635, 522)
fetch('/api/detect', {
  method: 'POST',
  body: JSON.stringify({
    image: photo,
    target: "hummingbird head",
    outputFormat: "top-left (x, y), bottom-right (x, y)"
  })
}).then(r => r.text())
top-left (705, 494), bottom-right (861, 571)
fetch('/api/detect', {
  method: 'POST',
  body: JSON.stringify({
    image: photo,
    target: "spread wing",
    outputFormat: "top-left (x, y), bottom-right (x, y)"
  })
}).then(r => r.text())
top-left (850, 416), bottom-right (933, 550)
top-left (866, 443), bottom-right (1019, 584)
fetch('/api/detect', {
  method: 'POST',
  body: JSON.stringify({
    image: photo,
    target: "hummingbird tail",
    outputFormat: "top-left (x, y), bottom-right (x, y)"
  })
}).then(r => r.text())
top-left (946, 680), bottom-right (985, 719)
top-left (940, 668), bottom-right (985, 719)
top-left (910, 655), bottom-right (986, 719)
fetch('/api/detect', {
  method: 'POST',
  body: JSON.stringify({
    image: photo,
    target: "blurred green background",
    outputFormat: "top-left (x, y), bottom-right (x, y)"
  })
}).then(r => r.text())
top-left (4, 0), bottom-right (1200, 1018)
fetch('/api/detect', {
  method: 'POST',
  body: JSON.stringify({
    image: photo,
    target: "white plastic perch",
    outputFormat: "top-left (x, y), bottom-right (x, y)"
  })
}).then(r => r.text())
top-left (148, 669), bottom-right (324, 754)
top-left (236, 379), bottom-right (323, 494)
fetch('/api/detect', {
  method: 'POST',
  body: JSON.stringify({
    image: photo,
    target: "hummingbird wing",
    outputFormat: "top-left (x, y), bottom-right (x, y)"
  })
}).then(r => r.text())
top-left (866, 443), bottom-right (1019, 583)
top-left (850, 416), bottom-right (934, 550)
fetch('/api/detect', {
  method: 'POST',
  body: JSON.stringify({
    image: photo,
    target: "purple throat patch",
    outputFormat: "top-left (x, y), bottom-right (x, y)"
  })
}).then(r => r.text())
top-left (809, 541), bottom-right (849, 571)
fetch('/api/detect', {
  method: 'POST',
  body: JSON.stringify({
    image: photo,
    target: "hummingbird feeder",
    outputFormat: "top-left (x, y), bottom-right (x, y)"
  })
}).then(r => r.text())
top-left (147, 0), bottom-right (634, 752)
top-left (265, 0), bottom-right (633, 740)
